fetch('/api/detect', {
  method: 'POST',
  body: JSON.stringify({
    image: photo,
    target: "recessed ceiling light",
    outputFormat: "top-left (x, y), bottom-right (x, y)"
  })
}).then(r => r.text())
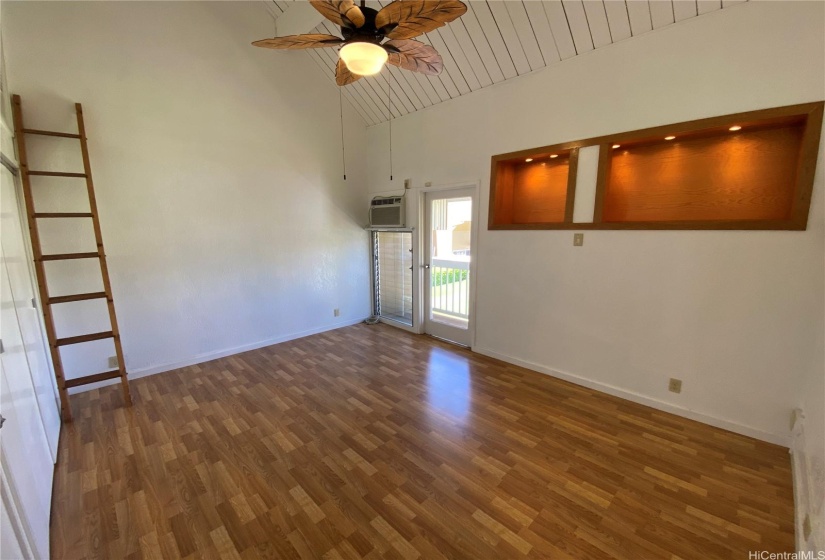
top-left (665, 136), bottom-right (676, 141)
top-left (549, 154), bottom-right (558, 159)
top-left (612, 144), bottom-right (620, 149)
top-left (525, 158), bottom-right (533, 162)
top-left (729, 125), bottom-right (742, 131)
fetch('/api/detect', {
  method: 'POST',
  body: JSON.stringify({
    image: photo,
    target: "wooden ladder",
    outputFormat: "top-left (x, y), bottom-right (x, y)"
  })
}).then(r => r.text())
top-left (11, 94), bottom-right (132, 422)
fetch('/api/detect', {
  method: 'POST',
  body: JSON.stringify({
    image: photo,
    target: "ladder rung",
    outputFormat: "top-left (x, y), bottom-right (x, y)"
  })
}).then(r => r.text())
top-left (48, 292), bottom-right (108, 305)
top-left (34, 212), bottom-right (94, 218)
top-left (64, 370), bottom-right (122, 388)
top-left (41, 252), bottom-right (100, 261)
top-left (56, 331), bottom-right (114, 346)
top-left (22, 128), bottom-right (81, 139)
top-left (28, 171), bottom-right (87, 178)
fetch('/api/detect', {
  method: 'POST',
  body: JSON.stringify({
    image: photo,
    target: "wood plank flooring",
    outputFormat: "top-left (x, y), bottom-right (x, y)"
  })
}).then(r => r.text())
top-left (52, 323), bottom-right (795, 559)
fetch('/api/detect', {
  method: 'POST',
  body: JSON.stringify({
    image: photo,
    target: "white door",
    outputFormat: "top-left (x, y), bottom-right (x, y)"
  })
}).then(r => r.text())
top-left (1, 256), bottom-right (54, 559)
top-left (1, 164), bottom-right (60, 459)
top-left (1, 473), bottom-right (32, 560)
top-left (423, 188), bottom-right (475, 346)
top-left (0, 83), bottom-right (58, 556)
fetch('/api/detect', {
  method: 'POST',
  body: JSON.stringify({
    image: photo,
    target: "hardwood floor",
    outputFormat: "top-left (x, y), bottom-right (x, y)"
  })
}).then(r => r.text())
top-left (52, 323), bottom-right (794, 559)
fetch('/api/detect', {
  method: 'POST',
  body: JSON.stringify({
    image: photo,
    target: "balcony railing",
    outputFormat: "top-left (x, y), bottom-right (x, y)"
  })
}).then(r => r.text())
top-left (431, 258), bottom-right (470, 325)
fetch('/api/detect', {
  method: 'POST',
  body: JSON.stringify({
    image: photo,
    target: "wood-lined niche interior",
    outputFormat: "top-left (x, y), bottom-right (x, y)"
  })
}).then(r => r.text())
top-left (602, 124), bottom-right (802, 223)
top-left (488, 101), bottom-right (823, 230)
top-left (489, 148), bottom-right (577, 228)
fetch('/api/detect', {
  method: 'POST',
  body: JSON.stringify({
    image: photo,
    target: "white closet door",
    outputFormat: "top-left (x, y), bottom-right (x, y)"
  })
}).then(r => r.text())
top-left (1, 471), bottom-right (32, 560)
top-left (0, 29), bottom-right (56, 560)
top-left (0, 258), bottom-right (53, 559)
top-left (0, 165), bottom-right (60, 458)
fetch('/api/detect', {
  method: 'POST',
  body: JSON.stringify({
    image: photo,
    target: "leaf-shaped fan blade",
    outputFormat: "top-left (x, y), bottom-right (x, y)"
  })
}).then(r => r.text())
top-left (310, 0), bottom-right (366, 28)
top-left (252, 34), bottom-right (344, 50)
top-left (336, 58), bottom-right (363, 86)
top-left (375, 0), bottom-right (467, 40)
top-left (384, 40), bottom-right (443, 75)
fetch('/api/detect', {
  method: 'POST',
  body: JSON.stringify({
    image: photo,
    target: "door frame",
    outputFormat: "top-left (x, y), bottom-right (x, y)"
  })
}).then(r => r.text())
top-left (416, 180), bottom-right (480, 348)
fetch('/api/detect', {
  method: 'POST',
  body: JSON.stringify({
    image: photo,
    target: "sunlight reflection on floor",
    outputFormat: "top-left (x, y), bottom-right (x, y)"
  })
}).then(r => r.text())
top-left (425, 347), bottom-right (471, 423)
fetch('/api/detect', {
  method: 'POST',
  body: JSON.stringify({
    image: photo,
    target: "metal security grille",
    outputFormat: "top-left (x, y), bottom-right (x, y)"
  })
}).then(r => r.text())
top-left (372, 230), bottom-right (413, 326)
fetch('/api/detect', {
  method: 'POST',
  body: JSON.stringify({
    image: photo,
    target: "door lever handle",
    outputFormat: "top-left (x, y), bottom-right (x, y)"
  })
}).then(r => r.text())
top-left (421, 264), bottom-right (430, 269)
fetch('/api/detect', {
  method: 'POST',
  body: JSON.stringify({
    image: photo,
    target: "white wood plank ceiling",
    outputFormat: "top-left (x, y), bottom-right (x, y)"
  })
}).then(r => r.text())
top-left (266, 1), bottom-right (748, 126)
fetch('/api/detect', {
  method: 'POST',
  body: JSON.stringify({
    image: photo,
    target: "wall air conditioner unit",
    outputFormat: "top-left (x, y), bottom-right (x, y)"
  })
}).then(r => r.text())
top-left (369, 195), bottom-right (406, 227)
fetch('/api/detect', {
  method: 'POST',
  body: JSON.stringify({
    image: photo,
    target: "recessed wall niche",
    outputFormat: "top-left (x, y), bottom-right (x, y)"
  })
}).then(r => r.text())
top-left (488, 101), bottom-right (823, 230)
top-left (489, 148), bottom-right (577, 229)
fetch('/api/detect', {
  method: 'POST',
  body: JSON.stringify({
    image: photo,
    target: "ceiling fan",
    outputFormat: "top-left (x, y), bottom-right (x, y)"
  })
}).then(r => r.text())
top-left (253, 0), bottom-right (467, 86)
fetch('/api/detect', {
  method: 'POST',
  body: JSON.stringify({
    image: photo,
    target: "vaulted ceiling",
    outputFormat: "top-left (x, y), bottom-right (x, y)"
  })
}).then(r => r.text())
top-left (266, 1), bottom-right (748, 126)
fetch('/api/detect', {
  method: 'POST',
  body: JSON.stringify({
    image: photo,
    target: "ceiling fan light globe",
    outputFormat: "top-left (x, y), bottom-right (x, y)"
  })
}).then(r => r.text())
top-left (339, 42), bottom-right (388, 76)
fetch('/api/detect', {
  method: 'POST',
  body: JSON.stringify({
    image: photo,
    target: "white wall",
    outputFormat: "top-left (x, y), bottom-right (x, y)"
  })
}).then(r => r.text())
top-left (2, 1), bottom-right (372, 384)
top-left (367, 1), bottom-right (824, 446)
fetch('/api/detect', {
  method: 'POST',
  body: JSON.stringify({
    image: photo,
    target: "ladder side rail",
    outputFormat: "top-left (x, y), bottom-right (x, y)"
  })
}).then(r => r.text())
top-left (75, 103), bottom-right (132, 406)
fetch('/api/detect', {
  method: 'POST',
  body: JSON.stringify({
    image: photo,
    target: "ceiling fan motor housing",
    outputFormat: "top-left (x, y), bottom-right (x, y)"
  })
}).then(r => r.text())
top-left (341, 6), bottom-right (394, 46)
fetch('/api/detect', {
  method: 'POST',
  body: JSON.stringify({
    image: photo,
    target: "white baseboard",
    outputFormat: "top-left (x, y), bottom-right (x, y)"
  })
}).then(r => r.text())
top-left (67, 317), bottom-right (369, 394)
top-left (472, 345), bottom-right (787, 446)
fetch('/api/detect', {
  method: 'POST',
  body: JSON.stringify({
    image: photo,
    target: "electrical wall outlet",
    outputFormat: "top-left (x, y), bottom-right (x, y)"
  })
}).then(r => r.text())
top-left (108, 356), bottom-right (119, 368)
top-left (573, 233), bottom-right (584, 246)
top-left (668, 378), bottom-right (683, 394)
top-left (334, 308), bottom-right (340, 317)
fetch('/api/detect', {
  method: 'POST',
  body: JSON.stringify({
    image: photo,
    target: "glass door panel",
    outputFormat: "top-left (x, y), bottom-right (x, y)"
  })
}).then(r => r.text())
top-left (424, 189), bottom-right (474, 346)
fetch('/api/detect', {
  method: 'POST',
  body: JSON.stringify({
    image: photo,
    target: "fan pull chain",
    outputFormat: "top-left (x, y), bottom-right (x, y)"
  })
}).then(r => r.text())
top-left (387, 71), bottom-right (393, 181)
top-left (339, 87), bottom-right (346, 180)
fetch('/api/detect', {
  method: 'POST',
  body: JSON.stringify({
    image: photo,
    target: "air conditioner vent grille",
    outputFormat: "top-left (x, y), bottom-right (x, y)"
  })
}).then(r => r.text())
top-left (371, 197), bottom-right (402, 206)
top-left (369, 196), bottom-right (405, 227)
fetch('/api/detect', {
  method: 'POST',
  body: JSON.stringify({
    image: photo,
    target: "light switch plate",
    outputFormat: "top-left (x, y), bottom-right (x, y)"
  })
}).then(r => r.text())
top-left (573, 233), bottom-right (584, 246)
